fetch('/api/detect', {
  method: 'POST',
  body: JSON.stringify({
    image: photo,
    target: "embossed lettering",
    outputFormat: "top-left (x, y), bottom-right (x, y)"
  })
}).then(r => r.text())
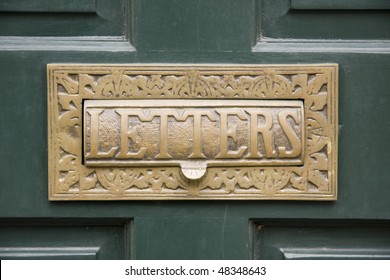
top-left (116, 110), bottom-right (148, 159)
top-left (87, 109), bottom-right (118, 158)
top-left (215, 109), bottom-right (248, 159)
top-left (154, 110), bottom-right (182, 159)
top-left (246, 110), bottom-right (276, 158)
top-left (278, 109), bottom-right (302, 158)
top-left (182, 110), bottom-right (217, 159)
top-left (84, 101), bottom-right (305, 165)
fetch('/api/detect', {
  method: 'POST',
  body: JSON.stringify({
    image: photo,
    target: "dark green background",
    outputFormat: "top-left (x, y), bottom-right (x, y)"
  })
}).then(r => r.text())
top-left (0, 0), bottom-right (389, 259)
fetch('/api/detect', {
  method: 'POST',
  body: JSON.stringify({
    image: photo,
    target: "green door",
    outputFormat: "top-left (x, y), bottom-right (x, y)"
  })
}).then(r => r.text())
top-left (1, 0), bottom-right (390, 260)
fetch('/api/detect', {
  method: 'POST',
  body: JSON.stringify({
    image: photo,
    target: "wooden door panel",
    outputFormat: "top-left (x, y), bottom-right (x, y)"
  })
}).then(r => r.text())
top-left (0, 0), bottom-right (133, 52)
top-left (0, 0), bottom-right (128, 37)
top-left (0, 219), bottom-right (132, 259)
top-left (260, 0), bottom-right (390, 40)
top-left (254, 221), bottom-right (390, 259)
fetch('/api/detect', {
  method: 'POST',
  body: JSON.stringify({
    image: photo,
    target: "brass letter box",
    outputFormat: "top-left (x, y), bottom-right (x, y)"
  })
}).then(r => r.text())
top-left (48, 64), bottom-right (338, 200)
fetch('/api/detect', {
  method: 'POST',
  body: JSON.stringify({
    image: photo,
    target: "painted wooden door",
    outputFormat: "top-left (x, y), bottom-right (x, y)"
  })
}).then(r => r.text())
top-left (0, 0), bottom-right (389, 259)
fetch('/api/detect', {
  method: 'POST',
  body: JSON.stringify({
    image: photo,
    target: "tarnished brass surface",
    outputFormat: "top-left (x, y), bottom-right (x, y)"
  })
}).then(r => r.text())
top-left (48, 64), bottom-right (338, 200)
top-left (84, 100), bottom-right (305, 179)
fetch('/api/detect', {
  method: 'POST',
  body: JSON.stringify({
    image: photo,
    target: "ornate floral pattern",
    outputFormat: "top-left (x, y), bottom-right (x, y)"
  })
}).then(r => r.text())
top-left (48, 65), bottom-right (337, 200)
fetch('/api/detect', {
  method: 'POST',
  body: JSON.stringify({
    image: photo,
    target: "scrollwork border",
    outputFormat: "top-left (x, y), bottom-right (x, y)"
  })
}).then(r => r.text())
top-left (48, 64), bottom-right (338, 200)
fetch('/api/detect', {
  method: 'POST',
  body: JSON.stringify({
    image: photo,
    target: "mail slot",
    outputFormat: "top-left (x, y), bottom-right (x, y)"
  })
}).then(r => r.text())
top-left (48, 64), bottom-right (337, 200)
top-left (84, 100), bottom-right (304, 176)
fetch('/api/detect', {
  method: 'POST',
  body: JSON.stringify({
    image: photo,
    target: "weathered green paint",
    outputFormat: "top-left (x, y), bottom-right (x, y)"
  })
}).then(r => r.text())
top-left (0, 0), bottom-right (389, 259)
top-left (261, 0), bottom-right (390, 40)
top-left (134, 0), bottom-right (256, 51)
top-left (0, 219), bottom-right (132, 259)
top-left (0, 0), bottom-right (127, 37)
top-left (255, 221), bottom-right (390, 259)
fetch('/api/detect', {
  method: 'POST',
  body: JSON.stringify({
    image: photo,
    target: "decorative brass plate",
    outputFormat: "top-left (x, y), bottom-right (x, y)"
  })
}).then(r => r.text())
top-left (48, 64), bottom-right (338, 200)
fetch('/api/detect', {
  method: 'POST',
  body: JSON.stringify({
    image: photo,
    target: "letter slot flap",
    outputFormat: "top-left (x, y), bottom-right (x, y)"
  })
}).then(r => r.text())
top-left (83, 99), bottom-right (305, 180)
